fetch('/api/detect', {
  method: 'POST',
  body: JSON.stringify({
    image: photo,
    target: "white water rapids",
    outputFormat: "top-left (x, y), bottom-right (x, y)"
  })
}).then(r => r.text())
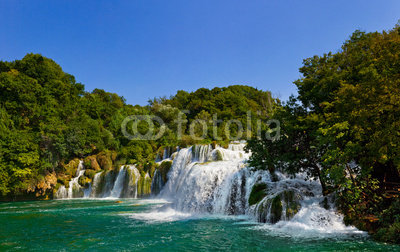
top-left (54, 143), bottom-right (364, 236)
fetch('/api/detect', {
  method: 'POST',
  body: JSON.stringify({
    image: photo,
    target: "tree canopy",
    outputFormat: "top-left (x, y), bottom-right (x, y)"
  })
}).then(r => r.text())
top-left (246, 23), bottom-right (400, 242)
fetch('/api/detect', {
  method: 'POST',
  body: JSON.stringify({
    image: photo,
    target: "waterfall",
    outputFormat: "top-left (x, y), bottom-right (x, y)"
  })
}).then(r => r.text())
top-left (55, 162), bottom-right (146, 199)
top-left (160, 146), bottom-right (252, 214)
top-left (120, 165), bottom-right (141, 198)
top-left (158, 144), bottom-right (352, 232)
top-left (109, 166), bottom-right (127, 198)
top-left (156, 147), bottom-right (174, 162)
top-left (89, 171), bottom-right (103, 198)
top-left (83, 183), bottom-right (92, 198)
top-left (68, 160), bottom-right (86, 198)
top-left (151, 169), bottom-right (164, 196)
top-left (77, 165), bottom-right (142, 199)
top-left (54, 185), bottom-right (67, 199)
top-left (55, 160), bottom-right (86, 199)
top-left (192, 144), bottom-right (212, 162)
top-left (53, 143), bottom-right (359, 233)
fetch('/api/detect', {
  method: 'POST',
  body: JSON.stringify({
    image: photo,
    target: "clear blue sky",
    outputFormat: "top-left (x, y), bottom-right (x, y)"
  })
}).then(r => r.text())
top-left (1, 1), bottom-right (399, 106)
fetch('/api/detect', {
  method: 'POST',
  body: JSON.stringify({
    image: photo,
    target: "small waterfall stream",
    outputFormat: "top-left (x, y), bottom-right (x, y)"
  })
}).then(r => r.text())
top-left (55, 160), bottom-right (86, 199)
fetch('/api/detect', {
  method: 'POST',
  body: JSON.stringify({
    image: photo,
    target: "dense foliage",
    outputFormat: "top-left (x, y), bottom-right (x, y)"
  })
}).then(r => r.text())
top-left (149, 85), bottom-right (276, 146)
top-left (0, 54), bottom-right (155, 199)
top-left (246, 23), bottom-right (400, 243)
top-left (2, 22), bottom-right (399, 244)
top-left (0, 54), bottom-right (275, 200)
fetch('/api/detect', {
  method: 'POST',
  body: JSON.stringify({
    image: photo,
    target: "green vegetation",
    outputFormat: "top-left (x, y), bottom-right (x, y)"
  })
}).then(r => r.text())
top-left (248, 183), bottom-right (268, 206)
top-left (149, 84), bottom-right (276, 144)
top-left (283, 191), bottom-right (301, 219)
top-left (0, 53), bottom-right (273, 200)
top-left (0, 54), bottom-right (154, 200)
top-left (1, 21), bottom-right (399, 245)
top-left (246, 23), bottom-right (400, 243)
top-left (158, 160), bottom-right (173, 183)
top-left (270, 195), bottom-right (282, 224)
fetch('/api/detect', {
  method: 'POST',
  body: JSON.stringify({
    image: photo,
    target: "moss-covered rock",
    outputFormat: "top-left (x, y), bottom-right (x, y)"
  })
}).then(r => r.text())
top-left (159, 160), bottom-right (173, 183)
top-left (110, 151), bottom-right (118, 162)
top-left (71, 183), bottom-right (84, 198)
top-left (249, 183), bottom-right (268, 206)
top-left (255, 190), bottom-right (302, 223)
top-left (211, 141), bottom-right (218, 150)
top-left (156, 146), bottom-right (165, 160)
top-left (120, 166), bottom-right (139, 198)
top-left (137, 171), bottom-right (152, 197)
top-left (270, 195), bottom-right (283, 223)
top-left (64, 158), bottom-right (80, 177)
top-left (96, 151), bottom-right (113, 170)
top-left (144, 162), bottom-right (157, 178)
top-left (215, 149), bottom-right (223, 161)
top-left (84, 155), bottom-right (101, 171)
top-left (78, 175), bottom-right (91, 188)
top-left (84, 169), bottom-right (97, 180)
top-left (27, 172), bottom-right (58, 198)
top-left (282, 191), bottom-right (302, 219)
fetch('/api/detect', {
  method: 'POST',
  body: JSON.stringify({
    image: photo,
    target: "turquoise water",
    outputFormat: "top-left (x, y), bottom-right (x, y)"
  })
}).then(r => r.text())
top-left (0, 199), bottom-right (398, 251)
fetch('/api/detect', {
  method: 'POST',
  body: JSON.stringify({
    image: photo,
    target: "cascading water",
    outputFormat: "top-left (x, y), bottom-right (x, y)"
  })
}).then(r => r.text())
top-left (55, 163), bottom-right (144, 199)
top-left (109, 167), bottom-right (127, 198)
top-left (151, 169), bottom-right (164, 196)
top-left (120, 165), bottom-right (141, 198)
top-left (160, 144), bottom-right (251, 214)
top-left (156, 146), bottom-right (175, 162)
top-left (156, 143), bottom-right (358, 234)
top-left (55, 160), bottom-right (86, 199)
top-left (53, 143), bottom-right (361, 235)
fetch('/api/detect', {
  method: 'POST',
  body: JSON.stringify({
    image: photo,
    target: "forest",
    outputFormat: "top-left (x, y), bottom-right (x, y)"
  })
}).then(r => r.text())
top-left (1, 24), bottom-right (399, 243)
top-left (246, 24), bottom-right (400, 243)
top-left (0, 54), bottom-right (274, 200)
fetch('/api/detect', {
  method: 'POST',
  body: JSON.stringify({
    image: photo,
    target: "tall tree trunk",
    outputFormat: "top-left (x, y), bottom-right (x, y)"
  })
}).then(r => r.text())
top-left (313, 164), bottom-right (328, 196)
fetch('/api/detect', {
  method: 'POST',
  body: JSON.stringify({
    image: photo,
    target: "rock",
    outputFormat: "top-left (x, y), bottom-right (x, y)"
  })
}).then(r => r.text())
top-left (84, 155), bottom-right (101, 171)
top-left (96, 151), bottom-right (113, 170)
top-left (270, 195), bottom-right (283, 223)
top-left (283, 190), bottom-right (302, 219)
top-left (144, 162), bottom-right (157, 179)
top-left (57, 174), bottom-right (70, 187)
top-left (84, 169), bottom-right (97, 180)
top-left (255, 190), bottom-right (302, 224)
top-left (159, 160), bottom-right (173, 184)
top-left (156, 146), bottom-right (164, 160)
top-left (78, 175), bottom-right (91, 188)
top-left (214, 149), bottom-right (224, 161)
top-left (64, 158), bottom-right (80, 176)
top-left (137, 171), bottom-right (152, 197)
top-left (249, 183), bottom-right (268, 206)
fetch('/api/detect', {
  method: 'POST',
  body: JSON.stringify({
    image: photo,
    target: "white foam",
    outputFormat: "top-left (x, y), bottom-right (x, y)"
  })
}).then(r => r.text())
top-left (127, 207), bottom-right (195, 222)
top-left (251, 202), bottom-right (367, 239)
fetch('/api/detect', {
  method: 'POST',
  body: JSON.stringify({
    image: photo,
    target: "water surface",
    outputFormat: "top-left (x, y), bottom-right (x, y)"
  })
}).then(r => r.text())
top-left (0, 199), bottom-right (397, 251)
